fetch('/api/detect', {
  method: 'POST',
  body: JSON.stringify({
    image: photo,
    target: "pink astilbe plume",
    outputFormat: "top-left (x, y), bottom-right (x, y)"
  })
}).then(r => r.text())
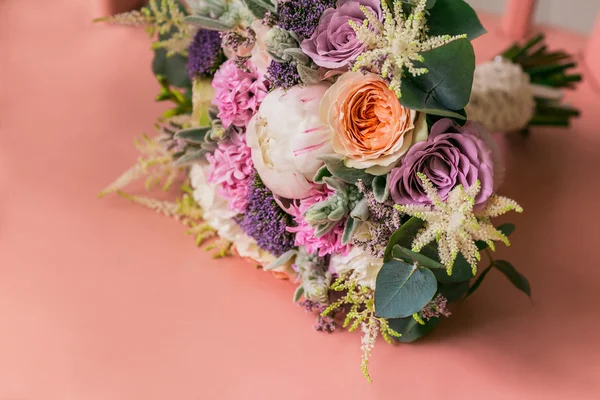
top-left (286, 186), bottom-right (350, 257)
top-left (212, 59), bottom-right (269, 128)
top-left (206, 131), bottom-right (254, 213)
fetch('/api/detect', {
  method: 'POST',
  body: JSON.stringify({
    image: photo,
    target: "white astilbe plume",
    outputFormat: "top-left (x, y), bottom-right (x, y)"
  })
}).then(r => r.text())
top-left (396, 173), bottom-right (523, 275)
top-left (360, 318), bottom-right (379, 384)
top-left (349, 0), bottom-right (466, 97)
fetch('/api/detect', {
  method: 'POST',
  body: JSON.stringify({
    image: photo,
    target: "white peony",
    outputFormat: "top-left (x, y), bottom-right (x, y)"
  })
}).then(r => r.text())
top-left (330, 246), bottom-right (383, 290)
top-left (245, 84), bottom-right (334, 199)
top-left (189, 163), bottom-right (280, 269)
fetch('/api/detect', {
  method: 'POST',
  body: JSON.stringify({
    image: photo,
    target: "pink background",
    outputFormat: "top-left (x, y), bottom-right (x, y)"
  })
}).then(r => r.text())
top-left (1, 0), bottom-right (600, 398)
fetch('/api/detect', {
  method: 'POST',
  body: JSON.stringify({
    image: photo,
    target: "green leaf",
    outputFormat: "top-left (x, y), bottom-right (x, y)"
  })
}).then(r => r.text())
top-left (152, 49), bottom-right (190, 89)
top-left (391, 245), bottom-right (444, 269)
top-left (383, 217), bottom-right (425, 261)
top-left (375, 259), bottom-right (438, 319)
top-left (438, 281), bottom-right (470, 302)
top-left (318, 155), bottom-right (373, 185)
top-left (476, 223), bottom-right (516, 250)
top-left (400, 39), bottom-right (475, 117)
top-left (313, 165), bottom-right (332, 184)
top-left (431, 251), bottom-right (474, 283)
top-left (183, 15), bottom-right (233, 31)
top-left (427, 0), bottom-right (486, 40)
top-left (372, 174), bottom-right (390, 203)
top-left (341, 217), bottom-right (359, 245)
top-left (297, 64), bottom-right (321, 85)
top-left (242, 0), bottom-right (275, 18)
top-left (388, 315), bottom-right (440, 343)
top-left (463, 265), bottom-right (493, 301)
top-left (174, 149), bottom-right (207, 167)
top-left (350, 198), bottom-right (370, 221)
top-left (174, 127), bottom-right (210, 143)
top-left (293, 285), bottom-right (304, 302)
top-left (494, 260), bottom-right (532, 298)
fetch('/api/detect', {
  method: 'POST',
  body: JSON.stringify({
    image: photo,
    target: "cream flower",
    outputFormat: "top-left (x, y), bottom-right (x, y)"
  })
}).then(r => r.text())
top-left (330, 246), bottom-right (383, 290)
top-left (246, 84), bottom-right (334, 199)
top-left (320, 72), bottom-right (428, 175)
top-left (189, 163), bottom-right (292, 274)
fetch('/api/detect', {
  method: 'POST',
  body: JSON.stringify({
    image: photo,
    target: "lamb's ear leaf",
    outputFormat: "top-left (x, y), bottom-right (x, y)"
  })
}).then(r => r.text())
top-left (313, 166), bottom-right (332, 184)
top-left (319, 155), bottom-right (373, 185)
top-left (372, 174), bottom-right (390, 203)
top-left (341, 217), bottom-right (359, 245)
top-left (183, 15), bottom-right (232, 31)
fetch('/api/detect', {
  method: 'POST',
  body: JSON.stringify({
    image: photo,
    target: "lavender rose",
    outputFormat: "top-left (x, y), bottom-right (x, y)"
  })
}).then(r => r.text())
top-left (390, 119), bottom-right (503, 209)
top-left (300, 0), bottom-right (382, 69)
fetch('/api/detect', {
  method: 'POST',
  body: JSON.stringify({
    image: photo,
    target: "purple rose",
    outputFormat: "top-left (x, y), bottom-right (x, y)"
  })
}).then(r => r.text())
top-left (300, 0), bottom-right (382, 69)
top-left (390, 119), bottom-right (503, 209)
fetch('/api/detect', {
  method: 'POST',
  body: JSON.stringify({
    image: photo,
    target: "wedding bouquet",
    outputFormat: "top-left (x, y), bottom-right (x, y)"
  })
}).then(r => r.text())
top-left (98, 0), bottom-right (581, 381)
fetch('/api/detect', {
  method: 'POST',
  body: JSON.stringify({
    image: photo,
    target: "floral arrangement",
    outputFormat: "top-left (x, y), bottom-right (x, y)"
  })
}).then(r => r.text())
top-left (98, 0), bottom-right (581, 382)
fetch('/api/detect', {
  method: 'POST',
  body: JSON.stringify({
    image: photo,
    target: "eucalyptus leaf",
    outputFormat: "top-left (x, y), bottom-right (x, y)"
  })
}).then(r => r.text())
top-left (174, 127), bottom-right (211, 143)
top-left (438, 281), bottom-right (470, 302)
top-left (372, 174), bottom-right (390, 203)
top-left (318, 155), bottom-right (373, 184)
top-left (427, 0), bottom-right (486, 41)
top-left (383, 217), bottom-right (425, 261)
top-left (388, 315), bottom-right (440, 343)
top-left (183, 15), bottom-right (233, 30)
top-left (431, 251), bottom-right (474, 283)
top-left (375, 259), bottom-right (437, 319)
top-left (400, 39), bottom-right (475, 118)
top-left (391, 245), bottom-right (444, 269)
top-left (494, 260), bottom-right (532, 298)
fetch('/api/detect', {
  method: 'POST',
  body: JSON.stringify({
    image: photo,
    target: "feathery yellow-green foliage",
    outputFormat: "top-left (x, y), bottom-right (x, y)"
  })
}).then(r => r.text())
top-left (322, 276), bottom-right (400, 383)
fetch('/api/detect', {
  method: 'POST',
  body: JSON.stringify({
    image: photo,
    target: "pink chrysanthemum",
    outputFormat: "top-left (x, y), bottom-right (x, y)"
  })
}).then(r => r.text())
top-left (286, 186), bottom-right (350, 257)
top-left (211, 59), bottom-right (269, 128)
top-left (206, 131), bottom-right (254, 213)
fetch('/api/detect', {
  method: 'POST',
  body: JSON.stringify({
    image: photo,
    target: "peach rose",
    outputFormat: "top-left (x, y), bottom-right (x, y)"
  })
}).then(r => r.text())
top-left (320, 72), bottom-right (428, 175)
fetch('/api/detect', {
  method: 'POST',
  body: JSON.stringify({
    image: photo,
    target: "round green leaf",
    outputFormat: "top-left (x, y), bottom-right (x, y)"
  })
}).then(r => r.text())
top-left (388, 315), bottom-right (440, 343)
top-left (375, 259), bottom-right (437, 319)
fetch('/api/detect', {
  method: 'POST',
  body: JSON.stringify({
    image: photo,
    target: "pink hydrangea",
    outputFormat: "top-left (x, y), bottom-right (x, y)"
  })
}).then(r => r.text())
top-left (211, 59), bottom-right (269, 128)
top-left (206, 131), bottom-right (254, 213)
top-left (286, 186), bottom-right (351, 257)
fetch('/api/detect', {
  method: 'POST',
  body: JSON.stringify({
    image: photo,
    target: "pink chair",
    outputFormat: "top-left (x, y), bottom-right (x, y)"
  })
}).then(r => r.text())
top-left (585, 13), bottom-right (600, 88)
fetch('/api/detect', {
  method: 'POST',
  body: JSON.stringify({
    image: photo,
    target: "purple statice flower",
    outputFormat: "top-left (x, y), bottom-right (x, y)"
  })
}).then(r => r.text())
top-left (299, 299), bottom-right (336, 333)
top-left (237, 173), bottom-right (296, 257)
top-left (266, 60), bottom-right (302, 90)
top-left (277, 0), bottom-right (336, 38)
top-left (421, 295), bottom-right (452, 321)
top-left (187, 29), bottom-right (224, 79)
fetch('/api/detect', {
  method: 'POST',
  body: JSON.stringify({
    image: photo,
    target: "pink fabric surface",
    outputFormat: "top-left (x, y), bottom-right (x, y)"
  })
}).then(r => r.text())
top-left (1, 1), bottom-right (600, 399)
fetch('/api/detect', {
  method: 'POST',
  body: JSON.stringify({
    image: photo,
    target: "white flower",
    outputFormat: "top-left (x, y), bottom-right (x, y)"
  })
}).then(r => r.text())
top-left (330, 246), bottom-right (383, 290)
top-left (250, 20), bottom-right (272, 76)
top-left (246, 84), bottom-right (334, 199)
top-left (190, 163), bottom-right (290, 272)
